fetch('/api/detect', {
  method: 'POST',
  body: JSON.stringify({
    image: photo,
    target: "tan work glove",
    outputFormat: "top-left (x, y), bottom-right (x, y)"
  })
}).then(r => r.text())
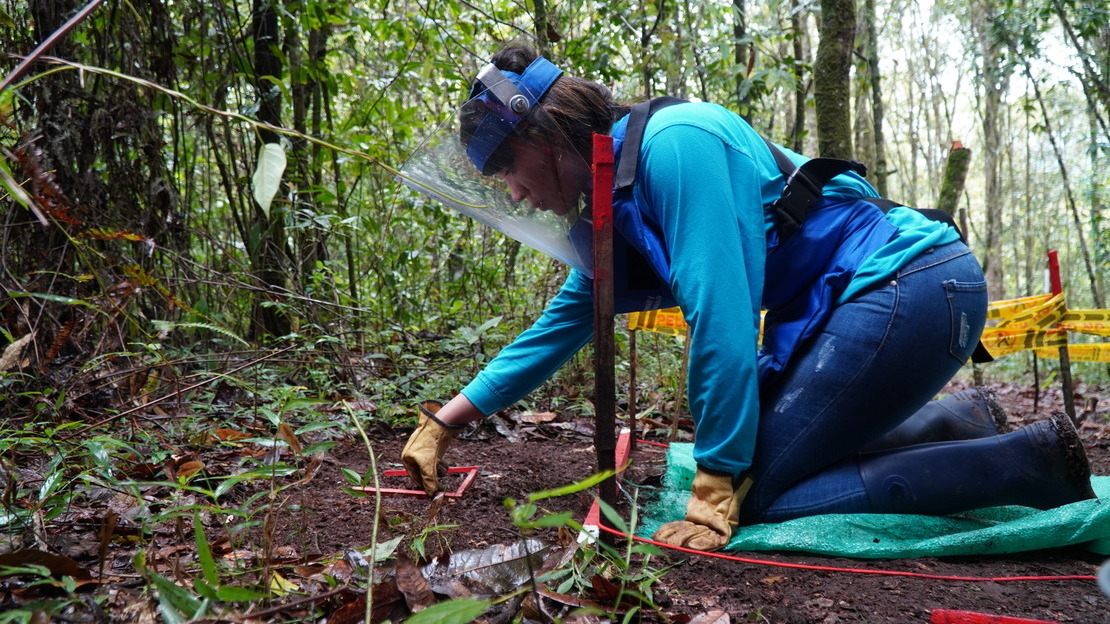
top-left (401, 400), bottom-right (461, 495)
top-left (652, 468), bottom-right (753, 551)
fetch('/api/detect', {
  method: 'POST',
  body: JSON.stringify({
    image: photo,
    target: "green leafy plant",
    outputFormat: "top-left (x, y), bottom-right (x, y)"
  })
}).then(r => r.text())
top-left (0, 562), bottom-right (86, 624)
top-left (403, 598), bottom-right (494, 624)
top-left (501, 471), bottom-right (672, 620)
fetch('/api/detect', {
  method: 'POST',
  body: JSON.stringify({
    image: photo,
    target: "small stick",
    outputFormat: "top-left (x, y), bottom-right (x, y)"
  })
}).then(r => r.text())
top-left (0, 0), bottom-right (107, 93)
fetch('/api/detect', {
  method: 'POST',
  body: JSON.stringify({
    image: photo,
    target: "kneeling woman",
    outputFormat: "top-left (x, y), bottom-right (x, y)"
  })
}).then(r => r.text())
top-left (401, 44), bottom-right (1096, 552)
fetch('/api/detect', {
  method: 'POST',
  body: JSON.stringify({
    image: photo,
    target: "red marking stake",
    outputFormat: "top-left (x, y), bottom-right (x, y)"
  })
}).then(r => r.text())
top-left (930, 609), bottom-right (1059, 624)
top-left (583, 428), bottom-right (633, 532)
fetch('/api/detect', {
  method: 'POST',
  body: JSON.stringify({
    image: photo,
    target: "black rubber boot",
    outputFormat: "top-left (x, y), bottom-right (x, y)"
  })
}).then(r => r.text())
top-left (860, 413), bottom-right (1096, 514)
top-left (863, 387), bottom-right (1009, 451)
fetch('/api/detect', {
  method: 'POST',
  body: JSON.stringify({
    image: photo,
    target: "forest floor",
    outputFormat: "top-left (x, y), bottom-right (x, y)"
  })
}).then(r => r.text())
top-left (3, 378), bottom-right (1109, 623)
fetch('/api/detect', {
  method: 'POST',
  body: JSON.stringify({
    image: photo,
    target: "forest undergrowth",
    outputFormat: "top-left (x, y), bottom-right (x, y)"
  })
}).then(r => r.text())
top-left (1, 330), bottom-right (1108, 622)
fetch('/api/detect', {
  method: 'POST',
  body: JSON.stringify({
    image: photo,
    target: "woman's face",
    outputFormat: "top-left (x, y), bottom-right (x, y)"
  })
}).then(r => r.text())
top-left (497, 138), bottom-right (591, 217)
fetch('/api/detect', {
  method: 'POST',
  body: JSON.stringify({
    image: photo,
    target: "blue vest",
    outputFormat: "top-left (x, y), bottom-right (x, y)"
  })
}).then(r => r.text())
top-left (570, 121), bottom-right (896, 383)
top-left (758, 198), bottom-right (896, 382)
top-left (566, 121), bottom-right (678, 314)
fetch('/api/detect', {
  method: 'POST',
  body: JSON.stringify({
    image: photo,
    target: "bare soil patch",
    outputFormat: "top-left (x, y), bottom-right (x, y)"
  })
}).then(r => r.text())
top-left (273, 379), bottom-right (1110, 622)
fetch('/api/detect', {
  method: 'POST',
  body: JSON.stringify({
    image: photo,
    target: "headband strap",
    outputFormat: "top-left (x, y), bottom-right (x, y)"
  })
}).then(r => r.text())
top-left (464, 57), bottom-right (563, 174)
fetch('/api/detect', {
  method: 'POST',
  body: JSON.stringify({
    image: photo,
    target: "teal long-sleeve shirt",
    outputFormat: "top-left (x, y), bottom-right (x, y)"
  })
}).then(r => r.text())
top-left (460, 102), bottom-right (953, 477)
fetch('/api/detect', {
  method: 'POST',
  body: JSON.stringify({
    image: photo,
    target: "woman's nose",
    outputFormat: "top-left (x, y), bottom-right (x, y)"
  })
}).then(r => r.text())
top-left (504, 176), bottom-right (528, 203)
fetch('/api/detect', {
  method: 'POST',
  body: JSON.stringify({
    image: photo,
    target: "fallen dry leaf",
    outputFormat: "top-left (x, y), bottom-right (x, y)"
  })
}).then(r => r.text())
top-left (174, 459), bottom-right (205, 480)
top-left (278, 422), bottom-right (302, 455)
top-left (395, 555), bottom-right (435, 613)
top-left (536, 584), bottom-right (610, 611)
top-left (269, 570), bottom-right (299, 595)
top-left (328, 583), bottom-right (406, 624)
top-left (213, 428), bottom-right (252, 442)
top-left (0, 549), bottom-right (91, 582)
top-left (687, 609), bottom-right (730, 624)
top-left (0, 333), bottom-right (33, 371)
top-left (519, 411), bottom-right (557, 424)
top-left (423, 538), bottom-right (550, 597)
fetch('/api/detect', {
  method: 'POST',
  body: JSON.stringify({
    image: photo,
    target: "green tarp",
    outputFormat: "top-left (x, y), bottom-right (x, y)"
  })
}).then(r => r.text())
top-left (638, 443), bottom-right (1110, 558)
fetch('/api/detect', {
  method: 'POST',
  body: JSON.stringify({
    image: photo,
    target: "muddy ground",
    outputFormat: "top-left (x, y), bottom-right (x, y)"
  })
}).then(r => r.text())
top-left (275, 379), bottom-right (1110, 623)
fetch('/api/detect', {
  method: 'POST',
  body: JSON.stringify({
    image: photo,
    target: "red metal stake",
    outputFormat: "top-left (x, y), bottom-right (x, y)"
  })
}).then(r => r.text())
top-left (1046, 250), bottom-right (1076, 423)
top-left (592, 133), bottom-right (617, 537)
top-left (931, 609), bottom-right (1059, 624)
top-left (1046, 250), bottom-right (1063, 295)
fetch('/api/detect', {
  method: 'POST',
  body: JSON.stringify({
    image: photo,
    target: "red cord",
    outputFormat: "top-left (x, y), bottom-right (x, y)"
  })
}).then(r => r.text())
top-left (598, 523), bottom-right (1096, 582)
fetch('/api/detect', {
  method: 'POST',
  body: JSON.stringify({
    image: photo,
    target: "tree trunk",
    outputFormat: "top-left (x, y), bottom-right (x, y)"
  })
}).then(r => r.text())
top-left (1052, 0), bottom-right (1110, 146)
top-left (814, 0), bottom-right (856, 159)
top-left (936, 141), bottom-right (971, 216)
top-left (286, 2), bottom-right (331, 284)
top-left (685, 0), bottom-right (710, 102)
top-left (862, 0), bottom-right (888, 196)
top-left (974, 0), bottom-right (1006, 302)
top-left (789, 0), bottom-right (808, 152)
top-left (533, 0), bottom-right (551, 57)
top-left (734, 0), bottom-right (752, 118)
top-left (250, 0), bottom-right (292, 339)
top-left (1024, 66), bottom-right (1105, 308)
top-left (640, 0), bottom-right (667, 97)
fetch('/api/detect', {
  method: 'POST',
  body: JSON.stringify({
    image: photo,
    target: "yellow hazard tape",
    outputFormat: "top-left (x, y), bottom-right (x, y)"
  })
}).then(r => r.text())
top-left (979, 327), bottom-right (1070, 356)
top-left (1032, 343), bottom-right (1110, 362)
top-left (1057, 309), bottom-right (1110, 337)
top-left (995, 293), bottom-right (1065, 329)
top-left (982, 293), bottom-right (1110, 360)
top-left (1057, 321), bottom-right (1110, 337)
top-left (627, 307), bottom-right (766, 337)
top-left (986, 293), bottom-right (1055, 321)
top-left (628, 295), bottom-right (1108, 362)
top-left (627, 308), bottom-right (688, 337)
top-left (1061, 309), bottom-right (1110, 322)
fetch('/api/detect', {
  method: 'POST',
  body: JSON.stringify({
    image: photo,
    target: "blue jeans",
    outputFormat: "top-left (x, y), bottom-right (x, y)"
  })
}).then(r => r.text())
top-left (744, 241), bottom-right (987, 523)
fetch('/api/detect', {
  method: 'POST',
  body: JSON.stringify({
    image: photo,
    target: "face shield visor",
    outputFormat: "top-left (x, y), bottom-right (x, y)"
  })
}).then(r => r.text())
top-left (399, 57), bottom-right (595, 275)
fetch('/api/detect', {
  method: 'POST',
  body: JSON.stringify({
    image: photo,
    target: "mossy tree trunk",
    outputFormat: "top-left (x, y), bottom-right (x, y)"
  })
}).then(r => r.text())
top-left (861, 0), bottom-right (888, 196)
top-left (936, 141), bottom-right (971, 217)
top-left (786, 0), bottom-right (810, 152)
top-left (814, 0), bottom-right (856, 159)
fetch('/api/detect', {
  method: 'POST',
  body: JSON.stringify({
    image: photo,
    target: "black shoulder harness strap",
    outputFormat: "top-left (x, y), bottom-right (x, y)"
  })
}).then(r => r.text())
top-left (614, 98), bottom-right (993, 363)
top-left (616, 98), bottom-right (867, 242)
top-left (615, 97), bottom-right (687, 191)
top-left (762, 138), bottom-right (868, 239)
top-left (617, 98), bottom-right (999, 364)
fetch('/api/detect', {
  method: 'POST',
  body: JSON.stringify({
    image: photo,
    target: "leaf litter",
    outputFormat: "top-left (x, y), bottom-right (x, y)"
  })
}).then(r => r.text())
top-left (1, 379), bottom-right (1108, 622)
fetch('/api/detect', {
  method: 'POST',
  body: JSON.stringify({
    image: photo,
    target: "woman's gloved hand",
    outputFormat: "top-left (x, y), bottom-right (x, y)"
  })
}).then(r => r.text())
top-left (401, 400), bottom-right (461, 495)
top-left (652, 468), bottom-right (753, 551)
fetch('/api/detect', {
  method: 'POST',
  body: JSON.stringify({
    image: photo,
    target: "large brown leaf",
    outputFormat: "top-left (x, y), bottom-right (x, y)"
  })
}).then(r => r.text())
top-left (0, 549), bottom-right (92, 582)
top-left (395, 554), bottom-right (436, 612)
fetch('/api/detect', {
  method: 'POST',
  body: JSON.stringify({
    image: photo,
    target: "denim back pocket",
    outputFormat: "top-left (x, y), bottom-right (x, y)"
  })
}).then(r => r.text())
top-left (943, 279), bottom-right (988, 362)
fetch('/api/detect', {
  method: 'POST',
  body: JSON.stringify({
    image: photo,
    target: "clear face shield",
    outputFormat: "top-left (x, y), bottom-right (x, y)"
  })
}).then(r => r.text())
top-left (399, 58), bottom-right (595, 275)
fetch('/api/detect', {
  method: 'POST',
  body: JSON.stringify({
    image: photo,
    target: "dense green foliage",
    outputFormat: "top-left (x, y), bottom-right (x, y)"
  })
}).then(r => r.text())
top-left (0, 1), bottom-right (1108, 620)
top-left (1, 0), bottom-right (1108, 416)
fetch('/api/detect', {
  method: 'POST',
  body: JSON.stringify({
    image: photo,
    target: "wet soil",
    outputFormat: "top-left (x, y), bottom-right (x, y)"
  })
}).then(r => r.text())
top-left (279, 380), bottom-right (1110, 623)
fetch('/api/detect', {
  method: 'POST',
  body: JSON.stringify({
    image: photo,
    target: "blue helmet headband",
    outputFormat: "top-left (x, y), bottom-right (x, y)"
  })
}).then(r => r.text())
top-left (464, 57), bottom-right (563, 175)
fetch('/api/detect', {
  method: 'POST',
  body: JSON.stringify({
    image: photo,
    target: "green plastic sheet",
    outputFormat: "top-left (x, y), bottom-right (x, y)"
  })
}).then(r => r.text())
top-left (638, 443), bottom-right (1110, 558)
